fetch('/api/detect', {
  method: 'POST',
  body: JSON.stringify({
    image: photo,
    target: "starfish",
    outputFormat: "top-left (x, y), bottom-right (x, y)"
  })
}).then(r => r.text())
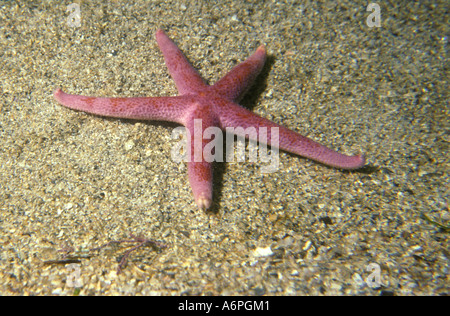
top-left (54, 29), bottom-right (365, 211)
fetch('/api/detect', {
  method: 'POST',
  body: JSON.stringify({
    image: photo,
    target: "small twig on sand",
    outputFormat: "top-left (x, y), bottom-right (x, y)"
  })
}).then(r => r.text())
top-left (90, 235), bottom-right (167, 273)
top-left (46, 235), bottom-right (167, 273)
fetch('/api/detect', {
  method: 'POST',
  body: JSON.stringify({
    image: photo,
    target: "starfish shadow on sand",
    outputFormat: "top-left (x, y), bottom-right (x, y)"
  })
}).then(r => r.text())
top-left (210, 54), bottom-right (275, 212)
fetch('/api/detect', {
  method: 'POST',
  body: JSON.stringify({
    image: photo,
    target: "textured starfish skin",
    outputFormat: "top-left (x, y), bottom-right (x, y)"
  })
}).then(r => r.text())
top-left (54, 29), bottom-right (365, 210)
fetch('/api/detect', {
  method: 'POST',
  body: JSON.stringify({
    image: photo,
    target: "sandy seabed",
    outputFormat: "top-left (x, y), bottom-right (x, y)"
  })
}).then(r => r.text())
top-left (0, 1), bottom-right (447, 295)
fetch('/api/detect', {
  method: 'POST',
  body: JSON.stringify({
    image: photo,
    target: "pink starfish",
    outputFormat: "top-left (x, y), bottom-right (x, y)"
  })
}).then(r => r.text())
top-left (54, 29), bottom-right (365, 210)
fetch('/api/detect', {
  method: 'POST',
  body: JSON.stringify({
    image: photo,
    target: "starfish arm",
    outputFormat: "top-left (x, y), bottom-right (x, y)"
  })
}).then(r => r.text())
top-left (184, 102), bottom-right (220, 210)
top-left (211, 45), bottom-right (266, 102)
top-left (187, 158), bottom-right (213, 211)
top-left (155, 29), bottom-right (208, 95)
top-left (53, 88), bottom-right (190, 124)
top-left (218, 101), bottom-right (365, 170)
